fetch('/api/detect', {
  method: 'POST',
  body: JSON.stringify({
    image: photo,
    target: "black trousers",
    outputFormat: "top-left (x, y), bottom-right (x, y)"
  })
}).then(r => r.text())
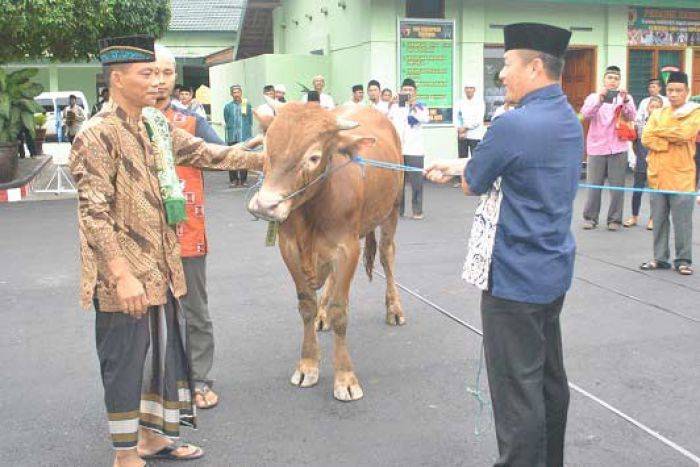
top-left (227, 141), bottom-right (247, 184)
top-left (399, 155), bottom-right (424, 216)
top-left (631, 170), bottom-right (647, 216)
top-left (481, 291), bottom-right (569, 467)
top-left (458, 138), bottom-right (480, 159)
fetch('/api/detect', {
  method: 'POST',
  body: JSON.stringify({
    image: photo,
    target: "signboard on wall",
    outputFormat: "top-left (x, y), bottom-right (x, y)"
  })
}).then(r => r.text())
top-left (628, 7), bottom-right (700, 46)
top-left (398, 18), bottom-right (454, 125)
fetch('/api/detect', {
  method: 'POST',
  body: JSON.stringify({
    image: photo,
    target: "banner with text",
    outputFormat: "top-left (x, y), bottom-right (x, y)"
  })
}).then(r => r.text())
top-left (398, 19), bottom-right (454, 125)
top-left (628, 7), bottom-right (700, 46)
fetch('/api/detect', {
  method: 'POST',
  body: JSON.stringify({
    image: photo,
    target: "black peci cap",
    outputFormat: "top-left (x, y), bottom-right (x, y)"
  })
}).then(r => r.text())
top-left (504, 23), bottom-right (571, 58)
top-left (667, 71), bottom-right (688, 86)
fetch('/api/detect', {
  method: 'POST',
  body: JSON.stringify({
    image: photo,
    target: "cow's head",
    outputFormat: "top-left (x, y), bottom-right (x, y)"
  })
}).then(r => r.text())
top-left (248, 101), bottom-right (374, 222)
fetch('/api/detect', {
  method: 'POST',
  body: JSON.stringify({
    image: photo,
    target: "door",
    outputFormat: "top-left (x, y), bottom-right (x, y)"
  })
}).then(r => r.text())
top-left (562, 48), bottom-right (595, 160)
top-left (562, 48), bottom-right (595, 112)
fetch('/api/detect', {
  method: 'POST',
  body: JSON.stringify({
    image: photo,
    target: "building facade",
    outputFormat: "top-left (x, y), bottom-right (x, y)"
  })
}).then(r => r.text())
top-left (210, 0), bottom-right (699, 160)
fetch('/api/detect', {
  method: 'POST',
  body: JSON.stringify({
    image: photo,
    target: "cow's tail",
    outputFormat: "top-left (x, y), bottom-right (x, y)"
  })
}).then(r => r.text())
top-left (364, 230), bottom-right (377, 282)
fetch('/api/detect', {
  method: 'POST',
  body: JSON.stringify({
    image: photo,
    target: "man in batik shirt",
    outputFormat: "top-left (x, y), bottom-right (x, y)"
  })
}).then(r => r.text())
top-left (69, 35), bottom-right (263, 467)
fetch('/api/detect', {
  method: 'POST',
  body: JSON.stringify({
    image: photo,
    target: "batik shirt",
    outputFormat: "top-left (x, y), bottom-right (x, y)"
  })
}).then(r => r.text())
top-left (224, 100), bottom-right (252, 144)
top-left (70, 105), bottom-right (263, 311)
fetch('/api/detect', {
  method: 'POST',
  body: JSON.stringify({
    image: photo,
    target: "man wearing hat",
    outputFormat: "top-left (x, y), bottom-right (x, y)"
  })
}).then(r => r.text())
top-left (224, 84), bottom-right (253, 187)
top-left (274, 84), bottom-right (287, 102)
top-left (456, 82), bottom-right (485, 159)
top-left (455, 82), bottom-right (486, 187)
top-left (426, 23), bottom-right (583, 466)
top-left (641, 71), bottom-right (700, 276)
top-left (581, 65), bottom-right (637, 231)
top-left (390, 77), bottom-right (430, 219)
top-left (302, 75), bottom-right (335, 110)
top-left (70, 35), bottom-right (263, 466)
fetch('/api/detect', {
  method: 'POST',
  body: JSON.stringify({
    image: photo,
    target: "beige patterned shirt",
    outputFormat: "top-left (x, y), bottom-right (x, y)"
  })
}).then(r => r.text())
top-left (70, 105), bottom-right (263, 311)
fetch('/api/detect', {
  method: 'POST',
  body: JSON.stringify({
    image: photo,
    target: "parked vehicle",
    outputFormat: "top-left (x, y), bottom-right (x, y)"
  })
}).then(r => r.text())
top-left (34, 91), bottom-right (90, 142)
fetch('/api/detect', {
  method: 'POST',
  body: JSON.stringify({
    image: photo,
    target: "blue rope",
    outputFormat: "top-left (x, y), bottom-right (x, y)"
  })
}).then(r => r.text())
top-left (579, 183), bottom-right (700, 196)
top-left (353, 155), bottom-right (425, 173)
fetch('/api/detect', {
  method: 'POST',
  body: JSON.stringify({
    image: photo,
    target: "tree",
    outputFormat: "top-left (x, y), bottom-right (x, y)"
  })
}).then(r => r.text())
top-left (0, 0), bottom-right (171, 63)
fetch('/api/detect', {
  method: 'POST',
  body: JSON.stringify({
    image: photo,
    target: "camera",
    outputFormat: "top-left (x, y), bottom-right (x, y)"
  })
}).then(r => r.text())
top-left (603, 89), bottom-right (619, 104)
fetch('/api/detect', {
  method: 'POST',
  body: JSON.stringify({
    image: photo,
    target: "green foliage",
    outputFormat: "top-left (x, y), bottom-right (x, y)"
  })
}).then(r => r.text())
top-left (34, 112), bottom-right (47, 128)
top-left (0, 0), bottom-right (171, 63)
top-left (0, 68), bottom-right (43, 142)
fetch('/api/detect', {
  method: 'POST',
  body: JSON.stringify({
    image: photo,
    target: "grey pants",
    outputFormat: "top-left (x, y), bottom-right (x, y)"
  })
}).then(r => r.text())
top-left (651, 193), bottom-right (694, 267)
top-left (583, 152), bottom-right (627, 225)
top-left (400, 155), bottom-right (424, 216)
top-left (481, 292), bottom-right (569, 467)
top-left (181, 256), bottom-right (215, 389)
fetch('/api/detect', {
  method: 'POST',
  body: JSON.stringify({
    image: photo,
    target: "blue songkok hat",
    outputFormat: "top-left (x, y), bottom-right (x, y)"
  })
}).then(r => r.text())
top-left (99, 35), bottom-right (155, 65)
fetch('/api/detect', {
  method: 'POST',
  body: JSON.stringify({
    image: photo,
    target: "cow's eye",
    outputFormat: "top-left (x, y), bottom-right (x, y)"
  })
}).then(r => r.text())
top-left (309, 154), bottom-right (321, 164)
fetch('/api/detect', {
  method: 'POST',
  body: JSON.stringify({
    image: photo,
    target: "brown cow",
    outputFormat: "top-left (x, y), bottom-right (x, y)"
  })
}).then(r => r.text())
top-left (248, 102), bottom-right (405, 401)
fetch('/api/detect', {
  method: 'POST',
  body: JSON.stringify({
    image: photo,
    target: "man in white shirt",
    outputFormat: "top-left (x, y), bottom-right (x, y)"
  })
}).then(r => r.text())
top-left (255, 85), bottom-right (276, 118)
top-left (302, 75), bottom-right (335, 110)
top-left (456, 82), bottom-right (486, 159)
top-left (344, 84), bottom-right (365, 107)
top-left (636, 78), bottom-right (670, 122)
top-left (388, 78), bottom-right (431, 219)
top-left (367, 79), bottom-right (389, 115)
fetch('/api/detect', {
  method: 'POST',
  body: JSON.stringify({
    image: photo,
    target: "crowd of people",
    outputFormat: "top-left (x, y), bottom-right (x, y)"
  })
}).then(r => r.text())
top-left (579, 66), bottom-right (700, 275)
top-left (65, 23), bottom-right (700, 467)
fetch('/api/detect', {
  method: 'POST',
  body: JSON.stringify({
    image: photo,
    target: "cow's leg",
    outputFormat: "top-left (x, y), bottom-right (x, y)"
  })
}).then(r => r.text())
top-left (315, 275), bottom-right (334, 332)
top-left (328, 240), bottom-right (363, 401)
top-left (380, 207), bottom-right (405, 325)
top-left (279, 235), bottom-right (320, 388)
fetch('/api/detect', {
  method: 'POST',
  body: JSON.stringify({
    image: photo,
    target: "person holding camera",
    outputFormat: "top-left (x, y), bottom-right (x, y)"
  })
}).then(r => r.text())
top-left (581, 65), bottom-right (636, 231)
top-left (389, 78), bottom-right (430, 219)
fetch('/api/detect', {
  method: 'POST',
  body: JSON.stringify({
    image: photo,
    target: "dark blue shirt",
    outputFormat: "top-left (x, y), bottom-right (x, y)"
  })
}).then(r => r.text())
top-left (465, 84), bottom-right (583, 304)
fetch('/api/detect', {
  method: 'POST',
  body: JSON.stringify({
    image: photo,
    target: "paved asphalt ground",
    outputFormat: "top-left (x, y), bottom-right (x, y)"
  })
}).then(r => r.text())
top-left (1, 172), bottom-right (699, 466)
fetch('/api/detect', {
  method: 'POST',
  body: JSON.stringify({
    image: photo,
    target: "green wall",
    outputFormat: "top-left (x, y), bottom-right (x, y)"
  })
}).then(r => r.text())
top-left (209, 54), bottom-right (330, 138)
top-left (268, 0), bottom-right (696, 161)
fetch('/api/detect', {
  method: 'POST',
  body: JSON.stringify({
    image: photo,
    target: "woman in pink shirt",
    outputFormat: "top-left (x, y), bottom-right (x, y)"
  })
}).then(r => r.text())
top-left (581, 65), bottom-right (636, 230)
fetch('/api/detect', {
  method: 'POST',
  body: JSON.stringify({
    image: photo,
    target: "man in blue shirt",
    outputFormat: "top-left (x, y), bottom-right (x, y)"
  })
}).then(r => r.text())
top-left (427, 23), bottom-right (582, 467)
top-left (224, 84), bottom-right (253, 187)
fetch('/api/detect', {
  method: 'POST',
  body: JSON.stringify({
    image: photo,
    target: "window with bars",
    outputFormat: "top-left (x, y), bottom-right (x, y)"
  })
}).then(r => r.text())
top-left (628, 48), bottom-right (684, 106)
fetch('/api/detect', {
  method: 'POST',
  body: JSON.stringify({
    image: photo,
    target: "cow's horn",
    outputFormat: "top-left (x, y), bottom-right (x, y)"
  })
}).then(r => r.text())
top-left (264, 95), bottom-right (283, 114)
top-left (336, 117), bottom-right (359, 130)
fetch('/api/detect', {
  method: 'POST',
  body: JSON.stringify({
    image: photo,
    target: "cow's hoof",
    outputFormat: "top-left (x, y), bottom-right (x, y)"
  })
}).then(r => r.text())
top-left (315, 309), bottom-right (331, 332)
top-left (333, 372), bottom-right (364, 401)
top-left (385, 312), bottom-right (406, 326)
top-left (291, 362), bottom-right (319, 388)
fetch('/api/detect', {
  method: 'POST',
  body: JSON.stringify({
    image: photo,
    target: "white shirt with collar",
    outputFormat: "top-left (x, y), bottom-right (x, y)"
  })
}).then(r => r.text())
top-left (389, 101), bottom-right (431, 156)
top-left (368, 100), bottom-right (389, 115)
top-left (456, 96), bottom-right (486, 140)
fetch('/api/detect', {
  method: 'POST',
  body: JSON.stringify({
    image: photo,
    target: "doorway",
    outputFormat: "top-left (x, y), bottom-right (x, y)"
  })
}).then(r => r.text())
top-left (562, 47), bottom-right (596, 112)
top-left (562, 47), bottom-right (595, 163)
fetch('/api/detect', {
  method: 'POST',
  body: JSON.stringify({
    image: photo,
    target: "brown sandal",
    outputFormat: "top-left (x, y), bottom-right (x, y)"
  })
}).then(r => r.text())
top-left (194, 386), bottom-right (219, 409)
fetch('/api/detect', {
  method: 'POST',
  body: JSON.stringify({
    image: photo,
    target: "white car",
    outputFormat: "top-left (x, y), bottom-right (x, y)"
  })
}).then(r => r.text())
top-left (34, 91), bottom-right (90, 141)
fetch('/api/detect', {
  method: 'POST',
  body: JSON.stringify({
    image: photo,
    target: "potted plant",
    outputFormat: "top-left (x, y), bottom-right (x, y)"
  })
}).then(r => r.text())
top-left (33, 112), bottom-right (47, 155)
top-left (0, 68), bottom-right (44, 182)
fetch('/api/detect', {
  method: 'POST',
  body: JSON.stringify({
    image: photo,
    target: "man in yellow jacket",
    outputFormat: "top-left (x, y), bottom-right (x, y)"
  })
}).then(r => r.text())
top-left (641, 71), bottom-right (700, 275)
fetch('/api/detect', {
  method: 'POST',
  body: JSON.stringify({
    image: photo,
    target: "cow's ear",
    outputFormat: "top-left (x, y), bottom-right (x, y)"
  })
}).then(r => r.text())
top-left (254, 109), bottom-right (274, 132)
top-left (336, 134), bottom-right (376, 154)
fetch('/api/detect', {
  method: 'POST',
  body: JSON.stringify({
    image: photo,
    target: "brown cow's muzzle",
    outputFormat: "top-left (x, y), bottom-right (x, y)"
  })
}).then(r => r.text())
top-left (247, 188), bottom-right (293, 222)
